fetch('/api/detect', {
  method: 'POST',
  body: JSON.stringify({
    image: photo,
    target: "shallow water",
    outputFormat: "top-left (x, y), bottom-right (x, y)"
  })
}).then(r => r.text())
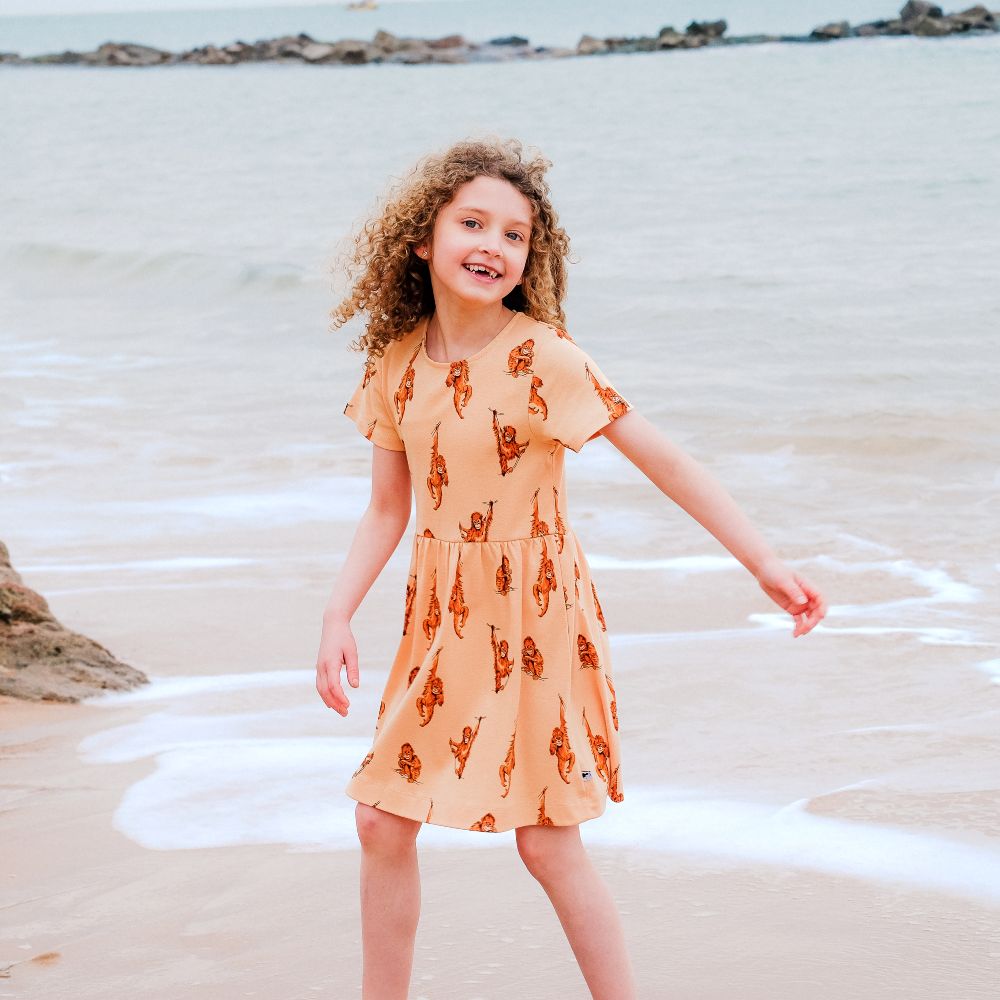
top-left (2, 7), bottom-right (999, 906)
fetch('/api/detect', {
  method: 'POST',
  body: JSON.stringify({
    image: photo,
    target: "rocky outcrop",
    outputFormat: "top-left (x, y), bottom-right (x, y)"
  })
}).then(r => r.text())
top-left (0, 541), bottom-right (148, 703)
top-left (0, 5), bottom-right (996, 67)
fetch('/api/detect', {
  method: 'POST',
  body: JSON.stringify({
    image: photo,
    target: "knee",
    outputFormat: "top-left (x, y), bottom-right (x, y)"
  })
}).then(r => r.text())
top-left (355, 802), bottom-right (420, 855)
top-left (516, 827), bottom-right (578, 883)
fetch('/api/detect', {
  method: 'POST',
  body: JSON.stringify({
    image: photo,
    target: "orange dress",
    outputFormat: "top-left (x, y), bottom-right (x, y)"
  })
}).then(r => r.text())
top-left (342, 310), bottom-right (632, 832)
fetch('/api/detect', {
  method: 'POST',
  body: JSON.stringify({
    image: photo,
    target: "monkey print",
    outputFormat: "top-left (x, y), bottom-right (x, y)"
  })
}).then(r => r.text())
top-left (361, 357), bottom-right (377, 389)
top-left (521, 636), bottom-right (544, 680)
top-left (427, 422), bottom-right (448, 510)
top-left (606, 675), bottom-right (619, 731)
top-left (402, 573), bottom-right (416, 636)
top-left (445, 360), bottom-right (472, 418)
top-left (415, 649), bottom-right (444, 726)
top-left (393, 344), bottom-right (420, 424)
top-left (507, 338), bottom-right (535, 377)
top-left (426, 799), bottom-right (433, 823)
top-left (460, 500), bottom-right (495, 542)
top-left (528, 375), bottom-right (548, 420)
top-left (449, 716), bottom-right (484, 778)
top-left (352, 750), bottom-right (374, 779)
top-left (582, 706), bottom-right (610, 783)
top-left (577, 633), bottom-right (600, 670)
top-left (530, 488), bottom-right (549, 537)
top-left (495, 552), bottom-right (513, 596)
top-left (407, 664), bottom-right (420, 687)
top-left (536, 786), bottom-right (555, 826)
top-left (488, 623), bottom-right (514, 693)
top-left (491, 408), bottom-right (529, 475)
top-left (470, 812), bottom-right (497, 832)
top-left (574, 561), bottom-right (580, 599)
top-left (422, 570), bottom-right (441, 645)
top-left (395, 743), bottom-right (421, 783)
top-left (448, 559), bottom-right (469, 637)
top-left (364, 418), bottom-right (376, 442)
top-left (552, 487), bottom-right (566, 553)
top-left (585, 362), bottom-right (629, 421)
top-left (549, 694), bottom-right (575, 785)
top-left (499, 721), bottom-right (517, 798)
top-left (608, 760), bottom-right (624, 803)
top-left (532, 538), bottom-right (556, 617)
top-left (592, 581), bottom-right (606, 631)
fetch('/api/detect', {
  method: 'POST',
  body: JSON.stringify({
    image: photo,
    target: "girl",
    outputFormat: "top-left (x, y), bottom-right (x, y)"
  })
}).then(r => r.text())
top-left (317, 137), bottom-right (826, 1000)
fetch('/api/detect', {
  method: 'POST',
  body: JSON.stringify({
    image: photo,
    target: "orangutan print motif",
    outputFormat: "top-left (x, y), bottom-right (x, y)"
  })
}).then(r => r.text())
top-left (340, 312), bottom-right (631, 833)
top-left (427, 422), bottom-right (449, 510)
top-left (499, 720), bottom-right (516, 798)
top-left (460, 500), bottom-right (495, 542)
top-left (396, 743), bottom-right (421, 782)
top-left (582, 706), bottom-right (611, 783)
top-left (578, 633), bottom-right (600, 670)
top-left (470, 812), bottom-right (497, 832)
top-left (403, 574), bottom-right (417, 636)
top-left (488, 623), bottom-right (515, 693)
top-left (448, 558), bottom-right (469, 637)
top-left (495, 553), bottom-right (513, 596)
top-left (422, 570), bottom-right (441, 645)
top-left (352, 750), bottom-right (374, 779)
top-left (549, 694), bottom-right (575, 785)
top-left (415, 648), bottom-right (444, 726)
top-left (552, 487), bottom-right (566, 553)
top-left (536, 786), bottom-right (555, 826)
top-left (393, 344), bottom-right (421, 424)
top-left (449, 716), bottom-right (484, 778)
top-left (528, 375), bottom-right (548, 420)
top-left (507, 338), bottom-right (535, 377)
top-left (532, 539), bottom-right (556, 617)
top-left (446, 360), bottom-right (472, 418)
top-left (585, 362), bottom-right (629, 421)
top-left (491, 408), bottom-right (529, 475)
top-left (592, 581), bottom-right (606, 632)
top-left (521, 636), bottom-right (544, 680)
top-left (530, 488), bottom-right (549, 537)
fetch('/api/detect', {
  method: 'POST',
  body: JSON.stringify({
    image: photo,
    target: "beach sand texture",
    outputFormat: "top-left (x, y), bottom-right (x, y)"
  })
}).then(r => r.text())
top-left (2, 7), bottom-right (999, 998)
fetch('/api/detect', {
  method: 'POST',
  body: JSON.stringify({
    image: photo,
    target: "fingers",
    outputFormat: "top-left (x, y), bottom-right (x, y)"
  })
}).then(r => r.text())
top-left (345, 637), bottom-right (360, 689)
top-left (790, 573), bottom-right (827, 637)
top-left (316, 657), bottom-right (350, 716)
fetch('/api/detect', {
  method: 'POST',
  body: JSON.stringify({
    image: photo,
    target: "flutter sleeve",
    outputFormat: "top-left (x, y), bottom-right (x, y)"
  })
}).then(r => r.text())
top-left (343, 353), bottom-right (406, 452)
top-left (527, 327), bottom-right (633, 452)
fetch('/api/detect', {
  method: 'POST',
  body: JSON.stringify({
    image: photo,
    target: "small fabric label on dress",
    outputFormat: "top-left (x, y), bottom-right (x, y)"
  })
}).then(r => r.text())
top-left (581, 770), bottom-right (592, 781)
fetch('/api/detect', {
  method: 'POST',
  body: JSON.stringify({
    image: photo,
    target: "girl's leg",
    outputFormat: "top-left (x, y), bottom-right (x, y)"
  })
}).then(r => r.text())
top-left (515, 823), bottom-right (637, 1000)
top-left (355, 802), bottom-right (423, 1000)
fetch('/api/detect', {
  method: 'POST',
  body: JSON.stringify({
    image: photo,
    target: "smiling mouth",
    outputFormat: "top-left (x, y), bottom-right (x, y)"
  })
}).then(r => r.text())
top-left (464, 263), bottom-right (502, 280)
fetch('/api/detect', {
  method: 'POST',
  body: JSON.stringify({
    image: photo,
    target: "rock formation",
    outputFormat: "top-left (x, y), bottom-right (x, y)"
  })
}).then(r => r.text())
top-left (0, 541), bottom-right (148, 703)
top-left (0, 5), bottom-right (995, 67)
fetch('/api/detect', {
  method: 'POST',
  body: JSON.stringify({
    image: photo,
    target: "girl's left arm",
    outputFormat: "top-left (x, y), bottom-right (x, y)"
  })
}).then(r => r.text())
top-left (600, 410), bottom-right (826, 637)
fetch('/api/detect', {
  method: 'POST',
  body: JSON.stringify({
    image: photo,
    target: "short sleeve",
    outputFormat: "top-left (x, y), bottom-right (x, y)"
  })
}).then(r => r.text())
top-left (527, 328), bottom-right (633, 452)
top-left (343, 354), bottom-right (406, 451)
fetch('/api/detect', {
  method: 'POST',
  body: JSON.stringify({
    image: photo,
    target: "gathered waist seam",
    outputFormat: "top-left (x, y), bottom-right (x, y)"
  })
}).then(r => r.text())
top-left (414, 530), bottom-right (569, 545)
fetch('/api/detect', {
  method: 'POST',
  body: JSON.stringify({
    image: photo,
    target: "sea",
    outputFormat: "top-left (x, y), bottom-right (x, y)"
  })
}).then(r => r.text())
top-left (2, 0), bottom-right (999, 913)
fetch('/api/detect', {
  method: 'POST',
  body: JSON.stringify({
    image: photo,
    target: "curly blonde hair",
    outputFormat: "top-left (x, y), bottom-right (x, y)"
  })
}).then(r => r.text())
top-left (329, 136), bottom-right (571, 357)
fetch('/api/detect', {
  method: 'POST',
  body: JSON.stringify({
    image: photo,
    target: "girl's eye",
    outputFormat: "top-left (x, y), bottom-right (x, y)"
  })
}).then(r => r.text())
top-left (462, 219), bottom-right (525, 242)
top-left (462, 219), bottom-right (479, 229)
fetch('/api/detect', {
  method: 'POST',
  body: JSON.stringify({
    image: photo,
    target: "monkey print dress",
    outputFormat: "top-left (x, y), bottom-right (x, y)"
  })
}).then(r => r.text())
top-left (342, 310), bottom-right (632, 833)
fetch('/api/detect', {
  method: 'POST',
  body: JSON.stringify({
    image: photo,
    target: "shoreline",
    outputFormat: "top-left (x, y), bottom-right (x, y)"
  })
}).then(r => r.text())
top-left (1, 4), bottom-right (998, 68)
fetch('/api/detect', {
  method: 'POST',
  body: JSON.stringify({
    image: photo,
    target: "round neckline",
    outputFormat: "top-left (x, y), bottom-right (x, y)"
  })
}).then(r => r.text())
top-left (419, 309), bottom-right (522, 368)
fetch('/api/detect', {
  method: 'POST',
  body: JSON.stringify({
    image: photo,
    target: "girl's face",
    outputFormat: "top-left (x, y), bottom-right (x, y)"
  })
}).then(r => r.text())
top-left (417, 175), bottom-right (532, 312)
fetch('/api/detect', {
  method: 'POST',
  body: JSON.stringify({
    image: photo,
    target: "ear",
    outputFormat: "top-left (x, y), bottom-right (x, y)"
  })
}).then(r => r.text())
top-left (415, 244), bottom-right (428, 259)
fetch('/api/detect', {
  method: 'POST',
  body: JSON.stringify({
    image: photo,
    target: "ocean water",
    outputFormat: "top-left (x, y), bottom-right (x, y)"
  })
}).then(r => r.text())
top-left (2, 2), bottom-right (999, 909)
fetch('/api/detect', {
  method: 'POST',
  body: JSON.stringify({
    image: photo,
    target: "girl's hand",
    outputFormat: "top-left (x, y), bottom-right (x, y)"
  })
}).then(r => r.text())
top-left (315, 616), bottom-right (360, 716)
top-left (754, 558), bottom-right (827, 637)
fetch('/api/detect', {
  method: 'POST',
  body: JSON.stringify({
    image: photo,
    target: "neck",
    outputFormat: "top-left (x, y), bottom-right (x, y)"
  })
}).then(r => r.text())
top-left (426, 300), bottom-right (512, 358)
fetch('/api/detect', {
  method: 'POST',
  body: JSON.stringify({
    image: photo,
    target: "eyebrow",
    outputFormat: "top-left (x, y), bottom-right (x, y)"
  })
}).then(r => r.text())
top-left (453, 205), bottom-right (532, 230)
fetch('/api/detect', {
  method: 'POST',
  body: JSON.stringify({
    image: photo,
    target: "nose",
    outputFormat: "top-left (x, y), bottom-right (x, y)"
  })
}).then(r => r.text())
top-left (479, 228), bottom-right (503, 256)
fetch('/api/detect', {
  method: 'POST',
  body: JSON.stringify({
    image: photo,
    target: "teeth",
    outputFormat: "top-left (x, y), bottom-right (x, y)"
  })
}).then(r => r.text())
top-left (466, 264), bottom-right (499, 278)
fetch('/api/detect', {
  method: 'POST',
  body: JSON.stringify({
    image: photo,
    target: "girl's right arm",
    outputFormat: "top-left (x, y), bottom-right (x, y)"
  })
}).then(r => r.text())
top-left (315, 444), bottom-right (412, 716)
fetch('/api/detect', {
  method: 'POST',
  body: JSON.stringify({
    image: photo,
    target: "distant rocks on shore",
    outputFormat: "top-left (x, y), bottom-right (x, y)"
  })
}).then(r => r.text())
top-left (0, 541), bottom-right (148, 703)
top-left (0, 4), bottom-right (997, 67)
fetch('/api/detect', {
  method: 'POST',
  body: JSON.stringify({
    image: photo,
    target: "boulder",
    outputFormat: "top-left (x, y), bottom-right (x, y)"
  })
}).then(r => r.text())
top-left (947, 5), bottom-right (997, 29)
top-left (576, 34), bottom-right (609, 55)
top-left (686, 19), bottom-right (727, 37)
top-left (0, 541), bottom-right (148, 703)
top-left (900, 1), bottom-right (944, 22)
top-left (488, 35), bottom-right (530, 46)
top-left (811, 20), bottom-right (852, 39)
top-left (91, 41), bottom-right (172, 66)
top-left (910, 14), bottom-right (953, 33)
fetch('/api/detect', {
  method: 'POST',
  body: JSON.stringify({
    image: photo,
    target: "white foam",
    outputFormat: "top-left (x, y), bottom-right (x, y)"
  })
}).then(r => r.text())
top-left (84, 669), bottom-right (317, 705)
top-left (21, 556), bottom-right (262, 574)
top-left (746, 613), bottom-right (980, 646)
top-left (975, 659), bottom-right (1000, 684)
top-left (808, 555), bottom-right (981, 605)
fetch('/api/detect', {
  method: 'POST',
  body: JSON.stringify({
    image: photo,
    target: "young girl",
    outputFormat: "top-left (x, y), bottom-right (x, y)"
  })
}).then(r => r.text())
top-left (317, 137), bottom-right (826, 1000)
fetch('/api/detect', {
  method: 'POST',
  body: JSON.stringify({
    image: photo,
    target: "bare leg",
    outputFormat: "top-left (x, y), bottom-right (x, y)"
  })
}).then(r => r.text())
top-left (516, 823), bottom-right (637, 1000)
top-left (355, 802), bottom-right (422, 1000)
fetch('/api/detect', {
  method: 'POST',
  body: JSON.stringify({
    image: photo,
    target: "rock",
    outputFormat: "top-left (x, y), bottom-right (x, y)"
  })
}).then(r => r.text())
top-left (180, 44), bottom-right (236, 64)
top-left (686, 19), bottom-right (727, 37)
top-left (910, 14), bottom-right (953, 33)
top-left (373, 29), bottom-right (402, 52)
top-left (299, 41), bottom-right (340, 62)
top-left (656, 28), bottom-right (687, 49)
top-left (91, 41), bottom-right (172, 66)
top-left (576, 34), bottom-right (608, 55)
top-left (0, 51), bottom-right (24, 63)
top-left (900, 1), bottom-right (944, 23)
top-left (488, 35), bottom-right (529, 46)
top-left (947, 5), bottom-right (997, 29)
top-left (811, 20), bottom-right (852, 39)
top-left (426, 33), bottom-right (466, 49)
top-left (0, 541), bottom-right (148, 703)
